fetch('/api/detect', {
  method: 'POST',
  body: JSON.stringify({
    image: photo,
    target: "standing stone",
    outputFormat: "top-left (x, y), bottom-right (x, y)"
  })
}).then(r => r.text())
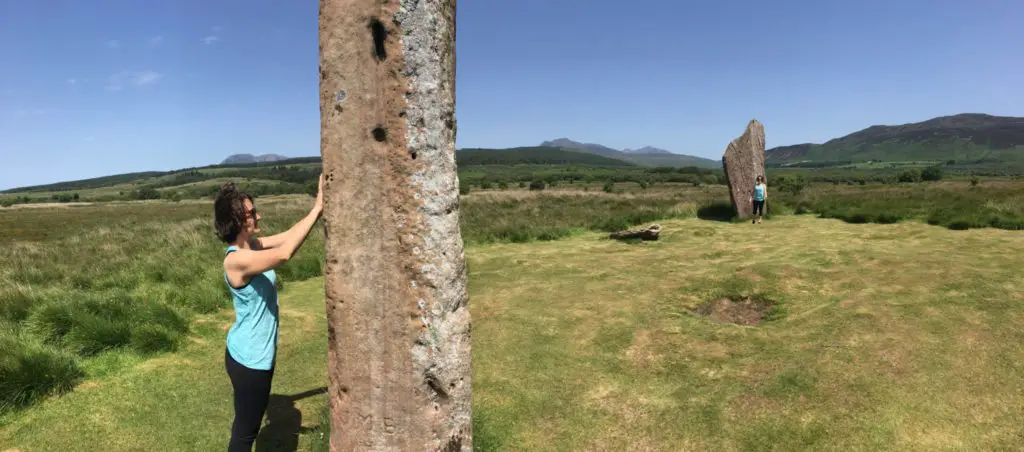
top-left (319, 0), bottom-right (471, 450)
top-left (721, 120), bottom-right (766, 219)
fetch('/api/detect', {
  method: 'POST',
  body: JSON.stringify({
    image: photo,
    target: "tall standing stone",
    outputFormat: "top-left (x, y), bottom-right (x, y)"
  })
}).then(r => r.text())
top-left (319, 0), bottom-right (471, 450)
top-left (721, 120), bottom-right (767, 219)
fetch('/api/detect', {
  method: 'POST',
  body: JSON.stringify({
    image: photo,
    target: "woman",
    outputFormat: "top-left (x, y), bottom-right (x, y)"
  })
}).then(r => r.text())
top-left (751, 175), bottom-right (767, 224)
top-left (213, 175), bottom-right (323, 452)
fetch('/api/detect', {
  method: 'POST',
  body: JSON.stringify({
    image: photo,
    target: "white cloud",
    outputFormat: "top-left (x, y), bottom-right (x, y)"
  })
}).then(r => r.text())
top-left (202, 35), bottom-right (220, 45)
top-left (67, 78), bottom-right (78, 85)
top-left (149, 36), bottom-right (164, 46)
top-left (134, 71), bottom-right (162, 85)
top-left (106, 39), bottom-right (121, 49)
top-left (106, 71), bottom-right (163, 91)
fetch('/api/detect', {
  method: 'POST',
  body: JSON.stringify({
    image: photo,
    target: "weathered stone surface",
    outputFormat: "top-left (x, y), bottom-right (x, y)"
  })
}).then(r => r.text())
top-left (722, 120), bottom-right (766, 219)
top-left (609, 224), bottom-right (661, 241)
top-left (319, 0), bottom-right (470, 450)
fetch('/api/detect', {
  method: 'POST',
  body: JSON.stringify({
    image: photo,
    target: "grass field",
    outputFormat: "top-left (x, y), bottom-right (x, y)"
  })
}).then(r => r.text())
top-left (2, 181), bottom-right (1024, 450)
top-left (3, 215), bottom-right (1024, 450)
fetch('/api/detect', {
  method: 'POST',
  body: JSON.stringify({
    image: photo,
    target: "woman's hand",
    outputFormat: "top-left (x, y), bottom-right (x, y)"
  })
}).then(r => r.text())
top-left (314, 174), bottom-right (324, 215)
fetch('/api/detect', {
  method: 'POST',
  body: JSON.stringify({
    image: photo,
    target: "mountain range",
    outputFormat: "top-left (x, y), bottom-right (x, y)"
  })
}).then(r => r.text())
top-left (5, 112), bottom-right (1023, 194)
top-left (221, 153), bottom-right (291, 165)
top-left (538, 138), bottom-right (719, 168)
top-left (765, 113), bottom-right (1024, 166)
top-left (216, 113), bottom-right (1024, 171)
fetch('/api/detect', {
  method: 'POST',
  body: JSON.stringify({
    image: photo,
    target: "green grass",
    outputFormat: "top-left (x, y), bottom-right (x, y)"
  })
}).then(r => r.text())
top-left (0, 190), bottom-right (701, 416)
top-left (781, 180), bottom-right (1024, 231)
top-left (3, 180), bottom-right (1024, 449)
top-left (3, 216), bottom-right (1024, 450)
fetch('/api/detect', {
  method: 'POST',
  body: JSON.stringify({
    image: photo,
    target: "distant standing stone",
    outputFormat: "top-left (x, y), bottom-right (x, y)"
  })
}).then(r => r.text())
top-left (722, 120), bottom-right (766, 219)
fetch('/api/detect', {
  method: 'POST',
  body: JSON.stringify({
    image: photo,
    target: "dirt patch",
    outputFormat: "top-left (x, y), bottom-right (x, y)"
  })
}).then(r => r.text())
top-left (693, 296), bottom-right (775, 326)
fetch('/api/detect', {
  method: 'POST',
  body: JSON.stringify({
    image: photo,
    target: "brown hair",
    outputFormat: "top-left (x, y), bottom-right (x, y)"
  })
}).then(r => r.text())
top-left (213, 182), bottom-right (253, 243)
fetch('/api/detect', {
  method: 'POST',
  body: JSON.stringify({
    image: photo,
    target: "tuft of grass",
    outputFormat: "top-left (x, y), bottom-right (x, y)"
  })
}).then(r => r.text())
top-left (0, 333), bottom-right (85, 413)
top-left (129, 324), bottom-right (180, 354)
top-left (0, 285), bottom-right (36, 323)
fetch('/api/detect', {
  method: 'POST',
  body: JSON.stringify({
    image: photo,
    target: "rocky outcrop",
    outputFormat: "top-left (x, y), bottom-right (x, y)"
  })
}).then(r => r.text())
top-left (609, 224), bottom-right (662, 241)
top-left (722, 120), bottom-right (766, 219)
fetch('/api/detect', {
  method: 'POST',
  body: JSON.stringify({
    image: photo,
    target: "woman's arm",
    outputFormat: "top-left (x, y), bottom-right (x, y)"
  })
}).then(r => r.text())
top-left (228, 175), bottom-right (324, 278)
top-left (228, 208), bottom-right (321, 278)
top-left (258, 176), bottom-right (324, 249)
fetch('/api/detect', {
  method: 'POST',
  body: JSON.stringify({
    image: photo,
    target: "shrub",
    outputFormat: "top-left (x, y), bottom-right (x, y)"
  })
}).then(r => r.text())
top-left (602, 182), bottom-right (615, 193)
top-left (921, 166), bottom-right (943, 181)
top-left (897, 169), bottom-right (922, 183)
top-left (498, 182), bottom-right (509, 190)
top-left (480, 182), bottom-right (493, 190)
top-left (529, 181), bottom-right (545, 191)
top-left (458, 182), bottom-right (471, 195)
top-left (134, 187), bottom-right (161, 200)
top-left (970, 176), bottom-right (980, 187)
top-left (518, 182), bottom-right (526, 189)
top-left (774, 175), bottom-right (808, 196)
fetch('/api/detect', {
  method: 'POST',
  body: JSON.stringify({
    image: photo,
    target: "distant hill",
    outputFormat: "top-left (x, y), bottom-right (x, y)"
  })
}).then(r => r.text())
top-left (766, 113), bottom-right (1024, 167)
top-left (457, 147), bottom-right (634, 167)
top-left (221, 153), bottom-right (291, 165)
top-left (623, 146), bottom-right (673, 155)
top-left (540, 138), bottom-right (718, 168)
top-left (1, 171), bottom-right (168, 194)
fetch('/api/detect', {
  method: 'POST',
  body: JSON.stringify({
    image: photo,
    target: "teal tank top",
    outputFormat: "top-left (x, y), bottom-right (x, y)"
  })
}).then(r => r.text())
top-left (224, 245), bottom-right (279, 371)
top-left (754, 184), bottom-right (766, 201)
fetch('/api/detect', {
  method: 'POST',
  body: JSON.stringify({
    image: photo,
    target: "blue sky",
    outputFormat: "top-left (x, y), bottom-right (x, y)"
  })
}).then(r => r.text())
top-left (1, 0), bottom-right (1022, 190)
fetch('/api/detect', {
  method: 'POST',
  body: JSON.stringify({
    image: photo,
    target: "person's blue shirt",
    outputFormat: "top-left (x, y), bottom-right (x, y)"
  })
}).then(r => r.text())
top-left (754, 183), bottom-right (766, 201)
top-left (224, 245), bottom-right (279, 370)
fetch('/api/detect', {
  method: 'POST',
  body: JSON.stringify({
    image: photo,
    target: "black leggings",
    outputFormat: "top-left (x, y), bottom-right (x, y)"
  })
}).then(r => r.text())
top-left (225, 349), bottom-right (274, 452)
top-left (752, 199), bottom-right (765, 216)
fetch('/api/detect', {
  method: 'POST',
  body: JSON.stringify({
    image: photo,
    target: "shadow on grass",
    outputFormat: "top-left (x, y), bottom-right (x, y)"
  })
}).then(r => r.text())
top-left (697, 202), bottom-right (737, 222)
top-left (255, 387), bottom-right (328, 452)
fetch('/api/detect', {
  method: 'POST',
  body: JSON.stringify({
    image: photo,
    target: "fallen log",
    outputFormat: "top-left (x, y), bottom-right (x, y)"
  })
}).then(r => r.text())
top-left (609, 224), bottom-right (662, 241)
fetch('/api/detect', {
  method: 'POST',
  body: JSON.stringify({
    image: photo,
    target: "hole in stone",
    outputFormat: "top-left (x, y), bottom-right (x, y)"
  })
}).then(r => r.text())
top-left (692, 295), bottom-right (777, 326)
top-left (372, 127), bottom-right (387, 142)
top-left (369, 19), bottom-right (388, 61)
top-left (410, 151), bottom-right (417, 160)
top-left (334, 104), bottom-right (343, 113)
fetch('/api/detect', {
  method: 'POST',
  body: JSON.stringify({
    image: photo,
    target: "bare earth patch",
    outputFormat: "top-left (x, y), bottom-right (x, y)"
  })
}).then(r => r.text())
top-left (693, 296), bottom-right (775, 326)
